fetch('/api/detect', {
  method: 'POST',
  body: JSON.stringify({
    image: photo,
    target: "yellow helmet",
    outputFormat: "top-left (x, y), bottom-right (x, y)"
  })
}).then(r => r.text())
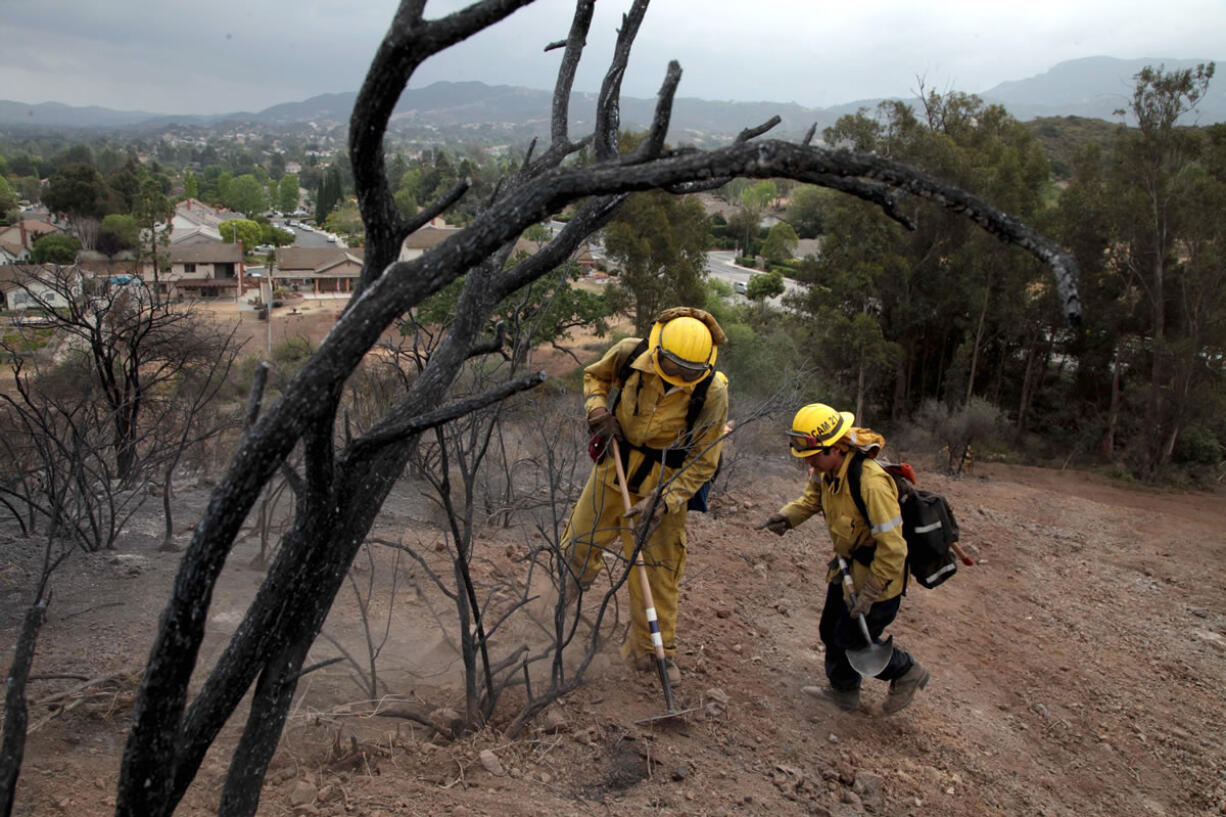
top-left (648, 315), bottom-right (716, 387)
top-left (787, 403), bottom-right (854, 458)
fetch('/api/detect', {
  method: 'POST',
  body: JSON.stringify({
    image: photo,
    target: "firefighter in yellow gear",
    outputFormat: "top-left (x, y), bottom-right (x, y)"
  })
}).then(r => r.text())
top-left (563, 307), bottom-right (729, 684)
top-left (759, 403), bottom-right (929, 714)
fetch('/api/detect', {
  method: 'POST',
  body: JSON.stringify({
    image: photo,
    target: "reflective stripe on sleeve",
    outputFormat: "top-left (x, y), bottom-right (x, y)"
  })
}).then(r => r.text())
top-left (870, 515), bottom-right (903, 535)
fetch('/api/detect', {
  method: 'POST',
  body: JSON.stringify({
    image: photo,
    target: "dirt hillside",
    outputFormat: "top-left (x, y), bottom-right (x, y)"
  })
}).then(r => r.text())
top-left (3, 445), bottom-right (1224, 817)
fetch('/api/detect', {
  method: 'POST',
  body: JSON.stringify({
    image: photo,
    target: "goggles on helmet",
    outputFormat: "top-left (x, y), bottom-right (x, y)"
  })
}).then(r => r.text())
top-left (656, 347), bottom-right (712, 381)
top-left (786, 430), bottom-right (831, 455)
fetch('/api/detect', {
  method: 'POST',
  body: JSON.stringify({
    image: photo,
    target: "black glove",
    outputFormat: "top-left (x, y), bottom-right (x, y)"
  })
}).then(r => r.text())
top-left (757, 513), bottom-right (791, 536)
top-left (586, 407), bottom-right (623, 442)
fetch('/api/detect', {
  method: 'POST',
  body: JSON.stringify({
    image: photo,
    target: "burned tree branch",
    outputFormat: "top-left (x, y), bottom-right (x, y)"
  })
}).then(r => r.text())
top-left (549, 0), bottom-right (595, 150)
top-left (342, 371), bottom-right (547, 466)
top-left (594, 0), bottom-right (650, 160)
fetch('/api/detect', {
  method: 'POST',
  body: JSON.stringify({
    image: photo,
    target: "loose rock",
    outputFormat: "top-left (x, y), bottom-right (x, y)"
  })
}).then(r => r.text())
top-left (286, 780), bottom-right (317, 807)
top-left (478, 749), bottom-right (505, 776)
top-left (852, 771), bottom-right (885, 812)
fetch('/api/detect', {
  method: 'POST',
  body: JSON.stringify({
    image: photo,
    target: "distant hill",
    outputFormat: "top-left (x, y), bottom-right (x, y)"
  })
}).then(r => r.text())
top-left (980, 57), bottom-right (1224, 124)
top-left (250, 83), bottom-right (840, 143)
top-left (1, 56), bottom-right (1221, 137)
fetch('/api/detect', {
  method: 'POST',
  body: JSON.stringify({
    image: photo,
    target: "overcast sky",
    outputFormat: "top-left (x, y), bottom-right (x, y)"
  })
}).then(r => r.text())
top-left (3, 0), bottom-right (1223, 115)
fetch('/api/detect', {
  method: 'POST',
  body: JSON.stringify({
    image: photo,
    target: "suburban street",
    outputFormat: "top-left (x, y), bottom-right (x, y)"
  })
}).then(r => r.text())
top-left (704, 250), bottom-right (804, 307)
top-left (277, 220), bottom-right (342, 249)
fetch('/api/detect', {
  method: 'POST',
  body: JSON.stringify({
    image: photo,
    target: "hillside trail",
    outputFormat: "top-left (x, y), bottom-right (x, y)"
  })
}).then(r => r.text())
top-left (3, 443), bottom-right (1224, 817)
top-left (4, 308), bottom-right (1225, 816)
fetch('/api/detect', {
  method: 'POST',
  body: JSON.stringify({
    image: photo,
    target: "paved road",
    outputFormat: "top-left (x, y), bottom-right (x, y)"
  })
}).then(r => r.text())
top-left (705, 250), bottom-right (804, 307)
top-left (277, 220), bottom-right (343, 249)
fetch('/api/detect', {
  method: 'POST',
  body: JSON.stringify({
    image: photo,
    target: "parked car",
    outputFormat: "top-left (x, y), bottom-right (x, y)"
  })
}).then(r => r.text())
top-left (734, 280), bottom-right (747, 294)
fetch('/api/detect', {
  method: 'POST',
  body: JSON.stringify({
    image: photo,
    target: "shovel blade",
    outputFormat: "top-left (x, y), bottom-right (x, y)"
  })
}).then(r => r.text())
top-left (848, 635), bottom-right (894, 677)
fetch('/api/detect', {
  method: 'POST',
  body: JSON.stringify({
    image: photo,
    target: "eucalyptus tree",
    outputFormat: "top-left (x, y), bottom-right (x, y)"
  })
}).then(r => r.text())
top-left (603, 186), bottom-right (711, 333)
top-left (1111, 62), bottom-right (1216, 475)
top-left (791, 91), bottom-right (1056, 420)
top-left (109, 3), bottom-right (1080, 816)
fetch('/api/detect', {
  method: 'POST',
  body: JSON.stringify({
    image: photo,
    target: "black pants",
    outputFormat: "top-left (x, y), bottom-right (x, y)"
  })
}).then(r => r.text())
top-left (819, 579), bottom-right (913, 692)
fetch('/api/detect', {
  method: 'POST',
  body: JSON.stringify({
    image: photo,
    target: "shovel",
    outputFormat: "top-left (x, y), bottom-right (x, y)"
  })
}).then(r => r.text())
top-left (609, 438), bottom-right (696, 724)
top-left (836, 556), bottom-right (894, 677)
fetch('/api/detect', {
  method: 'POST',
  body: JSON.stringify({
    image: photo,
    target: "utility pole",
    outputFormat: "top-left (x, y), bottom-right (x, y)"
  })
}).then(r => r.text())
top-left (262, 277), bottom-right (272, 357)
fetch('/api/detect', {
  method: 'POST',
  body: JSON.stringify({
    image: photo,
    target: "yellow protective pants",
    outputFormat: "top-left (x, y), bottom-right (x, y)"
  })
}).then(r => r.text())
top-left (561, 457), bottom-right (688, 660)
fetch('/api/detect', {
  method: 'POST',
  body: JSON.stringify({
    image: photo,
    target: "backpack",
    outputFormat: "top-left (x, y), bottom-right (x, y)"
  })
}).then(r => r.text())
top-left (594, 337), bottom-right (717, 511)
top-left (845, 453), bottom-right (961, 590)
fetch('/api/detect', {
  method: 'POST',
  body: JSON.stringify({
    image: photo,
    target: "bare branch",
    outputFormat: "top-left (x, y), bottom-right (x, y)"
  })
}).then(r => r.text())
top-left (626, 60), bottom-right (682, 162)
top-left (663, 115), bottom-right (782, 194)
top-left (243, 362), bottom-right (269, 430)
top-left (350, 0), bottom-right (536, 286)
top-left (549, 0), bottom-right (596, 149)
top-left (738, 115), bottom-right (783, 142)
top-left (391, 177), bottom-right (471, 249)
top-left (342, 371), bottom-right (548, 466)
top-left (594, 0), bottom-right (651, 160)
top-left (465, 322), bottom-right (508, 361)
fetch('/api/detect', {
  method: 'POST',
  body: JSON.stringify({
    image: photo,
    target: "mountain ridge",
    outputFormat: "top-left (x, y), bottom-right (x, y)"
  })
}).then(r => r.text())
top-left (1, 56), bottom-right (1220, 136)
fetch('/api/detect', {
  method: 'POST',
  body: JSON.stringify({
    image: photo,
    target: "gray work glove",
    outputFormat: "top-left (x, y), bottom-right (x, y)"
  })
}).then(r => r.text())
top-left (586, 406), bottom-right (623, 442)
top-left (624, 495), bottom-right (665, 539)
top-left (757, 513), bottom-right (791, 536)
top-left (848, 573), bottom-right (887, 618)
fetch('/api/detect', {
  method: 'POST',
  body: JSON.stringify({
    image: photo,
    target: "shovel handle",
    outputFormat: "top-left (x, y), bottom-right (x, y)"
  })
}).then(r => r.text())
top-left (610, 438), bottom-right (678, 711)
top-left (836, 556), bottom-right (876, 647)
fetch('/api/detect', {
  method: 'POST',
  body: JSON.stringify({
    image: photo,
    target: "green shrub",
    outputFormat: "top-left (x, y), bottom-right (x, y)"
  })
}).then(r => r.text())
top-left (1173, 425), bottom-right (1222, 465)
top-left (914, 396), bottom-right (1005, 473)
top-left (273, 336), bottom-right (314, 367)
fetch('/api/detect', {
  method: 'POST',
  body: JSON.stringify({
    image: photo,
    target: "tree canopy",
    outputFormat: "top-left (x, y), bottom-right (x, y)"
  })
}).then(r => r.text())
top-left (42, 162), bottom-right (111, 221)
top-left (30, 232), bottom-right (81, 264)
top-left (603, 188), bottom-right (711, 334)
top-left (218, 218), bottom-right (262, 250)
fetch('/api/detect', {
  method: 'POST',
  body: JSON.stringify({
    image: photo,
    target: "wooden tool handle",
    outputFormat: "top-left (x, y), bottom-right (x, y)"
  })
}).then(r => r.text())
top-left (951, 540), bottom-right (974, 566)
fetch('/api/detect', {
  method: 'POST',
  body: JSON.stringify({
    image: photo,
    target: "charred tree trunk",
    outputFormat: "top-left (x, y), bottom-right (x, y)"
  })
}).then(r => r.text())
top-left (0, 603), bottom-right (46, 817)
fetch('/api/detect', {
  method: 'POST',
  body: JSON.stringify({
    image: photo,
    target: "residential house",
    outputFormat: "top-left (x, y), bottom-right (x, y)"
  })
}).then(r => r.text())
top-left (398, 220), bottom-right (462, 263)
top-left (0, 217), bottom-right (65, 263)
top-left (165, 243), bottom-right (244, 300)
top-left (273, 246), bottom-right (364, 296)
top-left (398, 219), bottom-right (599, 276)
top-left (76, 249), bottom-right (154, 281)
top-left (170, 198), bottom-right (244, 246)
top-left (794, 238), bottom-right (821, 260)
top-left (0, 264), bottom-right (77, 312)
top-left (574, 243), bottom-right (603, 274)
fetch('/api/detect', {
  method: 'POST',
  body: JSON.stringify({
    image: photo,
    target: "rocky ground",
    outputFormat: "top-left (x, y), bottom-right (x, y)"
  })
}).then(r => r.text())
top-left (3, 443), bottom-right (1224, 817)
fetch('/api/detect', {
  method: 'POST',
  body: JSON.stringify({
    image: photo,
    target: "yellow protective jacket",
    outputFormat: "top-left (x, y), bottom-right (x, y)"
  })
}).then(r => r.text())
top-left (777, 450), bottom-right (907, 601)
top-left (584, 337), bottom-right (727, 514)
